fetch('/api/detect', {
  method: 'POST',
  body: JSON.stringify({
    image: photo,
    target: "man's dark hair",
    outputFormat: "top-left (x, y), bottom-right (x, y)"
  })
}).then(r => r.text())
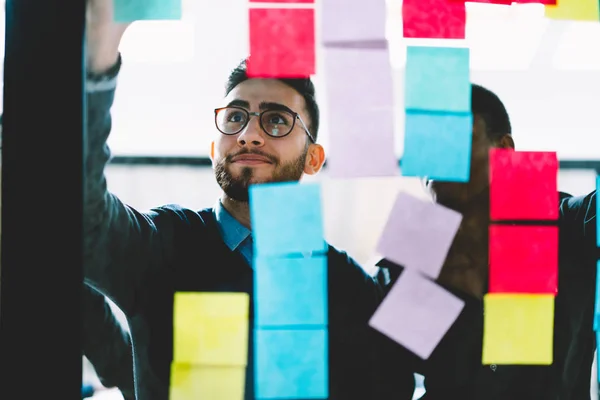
top-left (471, 83), bottom-right (512, 141)
top-left (224, 59), bottom-right (320, 142)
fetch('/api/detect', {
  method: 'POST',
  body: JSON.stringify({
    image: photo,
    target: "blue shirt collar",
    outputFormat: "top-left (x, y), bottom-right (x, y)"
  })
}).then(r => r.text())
top-left (213, 200), bottom-right (252, 252)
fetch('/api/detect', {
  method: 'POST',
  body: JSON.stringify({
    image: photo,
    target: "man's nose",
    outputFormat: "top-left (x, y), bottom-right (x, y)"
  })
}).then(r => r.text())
top-left (237, 116), bottom-right (265, 147)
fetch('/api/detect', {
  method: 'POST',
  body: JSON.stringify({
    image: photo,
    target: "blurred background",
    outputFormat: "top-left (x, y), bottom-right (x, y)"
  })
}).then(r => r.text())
top-left (1, 0), bottom-right (598, 398)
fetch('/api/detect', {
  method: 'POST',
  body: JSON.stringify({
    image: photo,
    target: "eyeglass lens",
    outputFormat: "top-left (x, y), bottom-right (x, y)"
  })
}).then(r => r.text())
top-left (216, 107), bottom-right (295, 137)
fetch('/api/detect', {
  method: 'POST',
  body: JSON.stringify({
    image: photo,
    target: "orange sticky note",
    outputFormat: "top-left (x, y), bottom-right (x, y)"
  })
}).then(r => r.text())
top-left (545, 0), bottom-right (600, 21)
top-left (482, 294), bottom-right (554, 365)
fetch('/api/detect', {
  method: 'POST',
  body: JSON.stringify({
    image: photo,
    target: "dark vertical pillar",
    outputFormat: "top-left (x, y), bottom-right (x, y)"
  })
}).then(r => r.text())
top-left (0, 0), bottom-right (85, 397)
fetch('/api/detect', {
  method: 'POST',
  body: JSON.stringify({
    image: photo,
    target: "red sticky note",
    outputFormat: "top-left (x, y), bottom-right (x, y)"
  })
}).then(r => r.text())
top-left (448, 0), bottom-right (555, 4)
top-left (490, 149), bottom-right (558, 221)
top-left (489, 225), bottom-right (559, 294)
top-left (447, 0), bottom-right (511, 3)
top-left (402, 0), bottom-right (466, 39)
top-left (248, 8), bottom-right (316, 78)
top-left (518, 0), bottom-right (557, 4)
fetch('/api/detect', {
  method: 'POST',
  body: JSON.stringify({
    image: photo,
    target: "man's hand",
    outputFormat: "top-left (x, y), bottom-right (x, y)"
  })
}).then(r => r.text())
top-left (86, 0), bottom-right (132, 74)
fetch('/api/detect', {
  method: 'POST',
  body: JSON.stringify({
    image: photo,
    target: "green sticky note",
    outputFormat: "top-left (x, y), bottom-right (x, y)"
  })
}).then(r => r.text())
top-left (114, 0), bottom-right (182, 22)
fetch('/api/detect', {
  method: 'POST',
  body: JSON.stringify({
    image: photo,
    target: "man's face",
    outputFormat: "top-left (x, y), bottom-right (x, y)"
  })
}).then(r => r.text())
top-left (427, 115), bottom-right (513, 209)
top-left (212, 78), bottom-right (324, 202)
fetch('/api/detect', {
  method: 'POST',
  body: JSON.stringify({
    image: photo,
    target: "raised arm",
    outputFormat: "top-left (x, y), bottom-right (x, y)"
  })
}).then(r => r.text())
top-left (82, 284), bottom-right (135, 400)
top-left (84, 0), bottom-right (175, 314)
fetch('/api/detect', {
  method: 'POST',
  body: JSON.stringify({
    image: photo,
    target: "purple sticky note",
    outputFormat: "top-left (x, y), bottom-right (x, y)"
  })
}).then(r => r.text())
top-left (369, 269), bottom-right (464, 359)
top-left (324, 47), bottom-right (399, 179)
top-left (376, 192), bottom-right (462, 279)
top-left (321, 0), bottom-right (387, 45)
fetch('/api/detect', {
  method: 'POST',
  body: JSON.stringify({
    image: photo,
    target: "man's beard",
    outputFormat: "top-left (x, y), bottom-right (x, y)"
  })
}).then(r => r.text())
top-left (214, 150), bottom-right (307, 202)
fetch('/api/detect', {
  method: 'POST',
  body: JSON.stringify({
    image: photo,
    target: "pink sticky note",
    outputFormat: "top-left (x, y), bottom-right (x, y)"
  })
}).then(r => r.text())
top-left (490, 149), bottom-right (558, 221)
top-left (376, 192), bottom-right (463, 279)
top-left (248, 8), bottom-right (315, 78)
top-left (402, 0), bottom-right (467, 39)
top-left (369, 269), bottom-right (465, 359)
top-left (324, 47), bottom-right (399, 178)
top-left (489, 225), bottom-right (559, 294)
top-left (321, 0), bottom-right (386, 44)
top-left (250, 0), bottom-right (313, 2)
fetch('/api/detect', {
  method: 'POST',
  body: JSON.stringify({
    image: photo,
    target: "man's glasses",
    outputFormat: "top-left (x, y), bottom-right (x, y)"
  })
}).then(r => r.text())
top-left (214, 106), bottom-right (315, 143)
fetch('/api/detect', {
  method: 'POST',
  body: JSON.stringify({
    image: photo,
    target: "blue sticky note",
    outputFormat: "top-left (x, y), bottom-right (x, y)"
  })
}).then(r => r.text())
top-left (249, 182), bottom-right (327, 257)
top-left (405, 46), bottom-right (471, 113)
top-left (254, 255), bottom-right (328, 327)
top-left (255, 329), bottom-right (328, 399)
top-left (114, 0), bottom-right (182, 22)
top-left (401, 110), bottom-right (473, 182)
top-left (595, 261), bottom-right (600, 331)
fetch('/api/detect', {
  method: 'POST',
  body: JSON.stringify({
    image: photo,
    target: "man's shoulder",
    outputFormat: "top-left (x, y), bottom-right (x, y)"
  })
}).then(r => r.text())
top-left (559, 190), bottom-right (596, 224)
top-left (326, 245), bottom-right (379, 290)
top-left (142, 204), bottom-right (217, 235)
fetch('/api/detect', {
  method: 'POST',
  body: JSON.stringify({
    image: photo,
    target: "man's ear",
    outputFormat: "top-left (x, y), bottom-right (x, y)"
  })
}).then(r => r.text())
top-left (210, 141), bottom-right (215, 164)
top-left (498, 134), bottom-right (515, 150)
top-left (304, 143), bottom-right (326, 175)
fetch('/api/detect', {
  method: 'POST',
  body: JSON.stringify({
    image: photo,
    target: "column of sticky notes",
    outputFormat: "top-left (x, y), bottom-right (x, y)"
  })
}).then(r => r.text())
top-left (482, 150), bottom-right (559, 365)
top-left (320, 0), bottom-right (399, 179)
top-left (401, 0), bottom-right (471, 182)
top-left (246, 0), bottom-right (316, 78)
top-left (370, 191), bottom-right (466, 359)
top-left (170, 292), bottom-right (250, 400)
top-left (249, 182), bottom-right (329, 399)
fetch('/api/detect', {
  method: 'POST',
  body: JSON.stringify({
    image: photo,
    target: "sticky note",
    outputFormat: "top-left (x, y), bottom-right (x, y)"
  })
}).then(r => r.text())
top-left (369, 269), bottom-right (465, 359)
top-left (376, 192), bottom-right (462, 279)
top-left (255, 329), bottom-right (328, 399)
top-left (254, 255), bottom-right (327, 327)
top-left (114, 0), bottom-right (182, 22)
top-left (489, 225), bottom-right (559, 294)
top-left (249, 182), bottom-right (327, 257)
top-left (402, 110), bottom-right (473, 182)
top-left (321, 0), bottom-right (386, 44)
top-left (545, 0), bottom-right (600, 21)
top-left (248, 8), bottom-right (315, 78)
top-left (482, 293), bottom-right (554, 365)
top-left (490, 149), bottom-right (558, 221)
top-left (324, 47), bottom-right (398, 178)
top-left (594, 261), bottom-right (600, 330)
top-left (402, 0), bottom-right (467, 39)
top-left (405, 46), bottom-right (470, 113)
top-left (169, 364), bottom-right (245, 400)
top-left (173, 293), bottom-right (249, 365)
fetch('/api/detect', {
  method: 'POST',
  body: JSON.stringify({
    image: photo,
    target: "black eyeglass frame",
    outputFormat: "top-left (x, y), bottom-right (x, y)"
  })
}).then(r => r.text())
top-left (214, 106), bottom-right (316, 143)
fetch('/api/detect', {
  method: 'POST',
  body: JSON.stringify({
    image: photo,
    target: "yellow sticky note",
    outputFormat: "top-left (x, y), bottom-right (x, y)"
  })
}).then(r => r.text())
top-left (169, 363), bottom-right (245, 400)
top-left (173, 292), bottom-right (249, 365)
top-left (545, 0), bottom-right (599, 21)
top-left (482, 293), bottom-right (554, 365)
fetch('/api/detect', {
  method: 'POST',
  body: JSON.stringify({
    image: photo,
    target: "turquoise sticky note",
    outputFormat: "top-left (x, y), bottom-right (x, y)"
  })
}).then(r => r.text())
top-left (114, 0), bottom-right (182, 22)
top-left (401, 110), bottom-right (473, 182)
top-left (595, 261), bottom-right (600, 331)
top-left (255, 329), bottom-right (328, 399)
top-left (254, 255), bottom-right (327, 327)
top-left (405, 46), bottom-right (471, 113)
top-left (249, 182), bottom-right (327, 257)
